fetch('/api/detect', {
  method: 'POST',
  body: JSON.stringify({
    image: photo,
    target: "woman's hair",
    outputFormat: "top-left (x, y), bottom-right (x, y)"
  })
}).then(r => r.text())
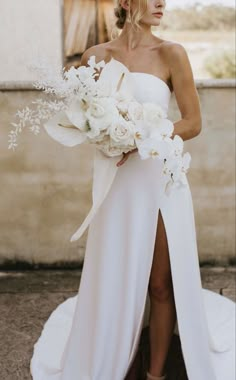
top-left (114, 0), bottom-right (148, 30)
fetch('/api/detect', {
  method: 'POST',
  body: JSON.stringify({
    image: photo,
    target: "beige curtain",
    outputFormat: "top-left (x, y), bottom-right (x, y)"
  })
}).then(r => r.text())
top-left (64, 0), bottom-right (116, 58)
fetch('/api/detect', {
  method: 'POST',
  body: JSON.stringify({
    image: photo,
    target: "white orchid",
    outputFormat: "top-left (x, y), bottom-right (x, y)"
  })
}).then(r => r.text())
top-left (133, 120), bottom-right (150, 142)
top-left (163, 156), bottom-right (182, 181)
top-left (163, 151), bottom-right (192, 195)
top-left (181, 152), bottom-right (192, 177)
top-left (172, 134), bottom-right (184, 156)
top-left (149, 119), bottom-right (174, 141)
top-left (138, 136), bottom-right (173, 160)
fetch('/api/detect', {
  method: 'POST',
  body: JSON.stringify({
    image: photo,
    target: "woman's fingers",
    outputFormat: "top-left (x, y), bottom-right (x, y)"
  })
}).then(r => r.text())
top-left (116, 148), bottom-right (138, 167)
top-left (116, 152), bottom-right (129, 167)
top-left (130, 148), bottom-right (138, 154)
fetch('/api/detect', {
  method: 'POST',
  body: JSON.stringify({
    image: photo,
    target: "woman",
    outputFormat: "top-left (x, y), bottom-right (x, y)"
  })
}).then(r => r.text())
top-left (81, 0), bottom-right (202, 379)
top-left (30, 1), bottom-right (235, 380)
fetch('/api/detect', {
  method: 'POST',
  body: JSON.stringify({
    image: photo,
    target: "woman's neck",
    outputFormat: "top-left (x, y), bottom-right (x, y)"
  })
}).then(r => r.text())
top-left (117, 22), bottom-right (154, 50)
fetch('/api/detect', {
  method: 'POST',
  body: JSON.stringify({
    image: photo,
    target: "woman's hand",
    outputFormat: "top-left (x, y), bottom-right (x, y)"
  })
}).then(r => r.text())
top-left (116, 148), bottom-right (138, 167)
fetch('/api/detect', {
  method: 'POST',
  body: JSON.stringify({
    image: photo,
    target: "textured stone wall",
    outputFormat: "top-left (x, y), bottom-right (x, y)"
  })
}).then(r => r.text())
top-left (170, 82), bottom-right (235, 263)
top-left (0, 83), bottom-right (235, 265)
top-left (0, 0), bottom-right (63, 84)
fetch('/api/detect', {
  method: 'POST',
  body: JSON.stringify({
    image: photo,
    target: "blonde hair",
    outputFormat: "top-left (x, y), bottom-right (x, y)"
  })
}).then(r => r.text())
top-left (114, 0), bottom-right (148, 30)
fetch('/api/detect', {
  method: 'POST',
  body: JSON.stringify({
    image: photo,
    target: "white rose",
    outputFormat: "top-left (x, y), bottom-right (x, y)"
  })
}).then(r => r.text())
top-left (97, 142), bottom-right (125, 157)
top-left (128, 102), bottom-right (143, 121)
top-left (86, 98), bottom-right (118, 138)
top-left (109, 116), bottom-right (136, 146)
top-left (96, 135), bottom-right (128, 157)
top-left (143, 103), bottom-right (166, 125)
top-left (89, 101), bottom-right (106, 118)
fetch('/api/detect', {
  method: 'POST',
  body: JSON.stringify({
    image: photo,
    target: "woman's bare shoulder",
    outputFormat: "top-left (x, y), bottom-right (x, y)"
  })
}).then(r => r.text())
top-left (153, 38), bottom-right (190, 76)
top-left (159, 39), bottom-right (189, 62)
top-left (80, 42), bottom-right (113, 66)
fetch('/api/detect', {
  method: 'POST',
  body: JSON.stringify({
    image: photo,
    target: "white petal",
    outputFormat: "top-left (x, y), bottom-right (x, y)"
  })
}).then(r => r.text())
top-left (159, 119), bottom-right (174, 138)
top-left (138, 137), bottom-right (172, 160)
top-left (182, 152), bottom-right (191, 170)
top-left (172, 135), bottom-right (184, 155)
top-left (44, 112), bottom-right (87, 147)
top-left (65, 100), bottom-right (87, 130)
top-left (88, 55), bottom-right (96, 68)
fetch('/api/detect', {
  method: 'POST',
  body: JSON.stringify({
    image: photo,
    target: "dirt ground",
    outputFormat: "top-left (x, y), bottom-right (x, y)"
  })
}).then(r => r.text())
top-left (0, 267), bottom-right (235, 380)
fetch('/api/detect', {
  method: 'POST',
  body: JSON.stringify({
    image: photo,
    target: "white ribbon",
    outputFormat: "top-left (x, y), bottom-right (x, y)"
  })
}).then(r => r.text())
top-left (70, 149), bottom-right (121, 242)
top-left (43, 59), bottom-right (133, 243)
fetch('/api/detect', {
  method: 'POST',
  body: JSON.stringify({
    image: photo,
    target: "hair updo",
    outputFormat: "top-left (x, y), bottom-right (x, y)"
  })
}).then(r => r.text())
top-left (114, 4), bottom-right (127, 29)
top-left (114, 1), bottom-right (148, 30)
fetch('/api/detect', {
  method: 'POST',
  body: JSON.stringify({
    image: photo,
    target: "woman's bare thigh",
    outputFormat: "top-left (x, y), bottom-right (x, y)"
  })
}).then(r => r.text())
top-left (148, 210), bottom-right (174, 297)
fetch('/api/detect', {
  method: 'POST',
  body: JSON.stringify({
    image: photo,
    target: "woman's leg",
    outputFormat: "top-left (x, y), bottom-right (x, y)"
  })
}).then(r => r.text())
top-left (147, 211), bottom-right (177, 377)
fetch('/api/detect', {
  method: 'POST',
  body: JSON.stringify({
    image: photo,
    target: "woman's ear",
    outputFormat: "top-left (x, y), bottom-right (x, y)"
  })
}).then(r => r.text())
top-left (119, 0), bottom-right (130, 11)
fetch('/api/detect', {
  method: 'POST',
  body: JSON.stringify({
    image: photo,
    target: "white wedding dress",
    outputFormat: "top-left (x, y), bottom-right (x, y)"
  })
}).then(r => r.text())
top-left (30, 59), bottom-right (235, 380)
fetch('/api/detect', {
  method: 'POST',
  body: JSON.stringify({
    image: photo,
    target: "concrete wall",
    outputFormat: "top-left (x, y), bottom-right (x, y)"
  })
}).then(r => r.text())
top-left (171, 81), bottom-right (235, 263)
top-left (0, 0), bottom-right (63, 84)
top-left (0, 81), bottom-right (235, 265)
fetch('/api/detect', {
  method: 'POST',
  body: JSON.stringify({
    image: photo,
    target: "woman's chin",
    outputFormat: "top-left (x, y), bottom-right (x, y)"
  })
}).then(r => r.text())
top-left (152, 20), bottom-right (161, 26)
top-left (141, 19), bottom-right (161, 28)
top-left (148, 20), bottom-right (161, 28)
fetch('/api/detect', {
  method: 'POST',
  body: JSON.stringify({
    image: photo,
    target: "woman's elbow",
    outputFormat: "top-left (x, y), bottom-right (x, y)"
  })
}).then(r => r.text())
top-left (192, 117), bottom-right (202, 137)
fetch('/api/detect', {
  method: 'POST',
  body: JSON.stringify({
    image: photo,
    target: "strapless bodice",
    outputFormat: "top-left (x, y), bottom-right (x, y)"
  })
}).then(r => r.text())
top-left (105, 58), bottom-right (172, 117)
top-left (129, 72), bottom-right (171, 116)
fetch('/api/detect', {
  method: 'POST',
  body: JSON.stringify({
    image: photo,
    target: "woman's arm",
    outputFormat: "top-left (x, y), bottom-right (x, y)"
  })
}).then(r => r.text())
top-left (166, 43), bottom-right (202, 141)
top-left (117, 44), bottom-right (201, 166)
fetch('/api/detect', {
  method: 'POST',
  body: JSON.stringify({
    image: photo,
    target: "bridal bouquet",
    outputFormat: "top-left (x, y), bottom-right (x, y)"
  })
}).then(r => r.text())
top-left (8, 56), bottom-right (191, 193)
